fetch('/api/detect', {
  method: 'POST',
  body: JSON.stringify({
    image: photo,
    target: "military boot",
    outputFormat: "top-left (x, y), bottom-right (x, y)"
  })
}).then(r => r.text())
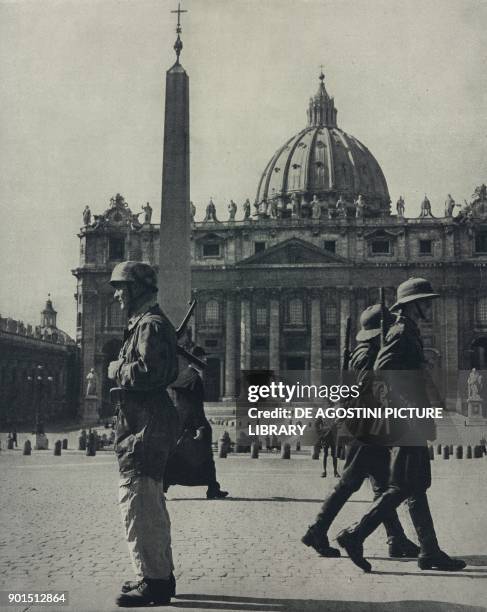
top-left (301, 526), bottom-right (341, 557)
top-left (336, 529), bottom-right (372, 573)
top-left (122, 572), bottom-right (175, 596)
top-left (116, 577), bottom-right (173, 607)
top-left (388, 536), bottom-right (420, 558)
top-left (418, 551), bottom-right (466, 571)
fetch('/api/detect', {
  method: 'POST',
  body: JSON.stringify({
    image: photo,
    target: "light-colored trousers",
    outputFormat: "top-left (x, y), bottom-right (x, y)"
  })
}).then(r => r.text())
top-left (119, 475), bottom-right (174, 580)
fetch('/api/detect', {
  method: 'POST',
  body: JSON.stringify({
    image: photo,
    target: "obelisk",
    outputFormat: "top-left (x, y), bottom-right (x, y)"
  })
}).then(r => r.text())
top-left (158, 3), bottom-right (191, 327)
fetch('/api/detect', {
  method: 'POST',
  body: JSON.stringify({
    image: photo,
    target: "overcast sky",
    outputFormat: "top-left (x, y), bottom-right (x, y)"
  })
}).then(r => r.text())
top-left (0, 0), bottom-right (486, 337)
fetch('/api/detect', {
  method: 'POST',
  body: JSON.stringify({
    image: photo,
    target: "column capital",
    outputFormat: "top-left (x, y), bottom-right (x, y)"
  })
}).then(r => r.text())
top-left (236, 287), bottom-right (253, 300)
top-left (309, 288), bottom-right (322, 300)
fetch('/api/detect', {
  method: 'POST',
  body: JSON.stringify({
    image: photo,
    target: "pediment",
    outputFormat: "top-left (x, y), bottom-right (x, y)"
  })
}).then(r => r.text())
top-left (238, 238), bottom-right (348, 266)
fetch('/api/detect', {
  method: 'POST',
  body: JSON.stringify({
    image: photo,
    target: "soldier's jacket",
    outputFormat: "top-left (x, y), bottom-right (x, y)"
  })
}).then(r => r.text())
top-left (346, 339), bottom-right (388, 442)
top-left (373, 314), bottom-right (437, 443)
top-left (112, 303), bottom-right (179, 481)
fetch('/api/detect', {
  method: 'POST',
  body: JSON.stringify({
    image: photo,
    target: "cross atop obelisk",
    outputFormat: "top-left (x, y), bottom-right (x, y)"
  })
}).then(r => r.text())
top-left (171, 3), bottom-right (188, 63)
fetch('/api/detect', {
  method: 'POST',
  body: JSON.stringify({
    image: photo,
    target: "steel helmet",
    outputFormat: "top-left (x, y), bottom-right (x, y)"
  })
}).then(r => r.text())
top-left (391, 277), bottom-right (439, 311)
top-left (356, 304), bottom-right (394, 342)
top-left (109, 261), bottom-right (157, 293)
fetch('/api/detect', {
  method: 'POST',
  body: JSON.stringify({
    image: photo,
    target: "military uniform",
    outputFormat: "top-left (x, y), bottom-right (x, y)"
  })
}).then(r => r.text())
top-left (302, 304), bottom-right (417, 558)
top-left (337, 278), bottom-right (465, 572)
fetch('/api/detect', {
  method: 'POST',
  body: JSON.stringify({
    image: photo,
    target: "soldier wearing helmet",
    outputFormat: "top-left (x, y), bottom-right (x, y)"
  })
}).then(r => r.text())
top-left (302, 303), bottom-right (419, 560)
top-left (107, 261), bottom-right (179, 606)
top-left (337, 278), bottom-right (466, 573)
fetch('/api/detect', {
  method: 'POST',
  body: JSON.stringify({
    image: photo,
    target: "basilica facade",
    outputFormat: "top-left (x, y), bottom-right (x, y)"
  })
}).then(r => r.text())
top-left (73, 74), bottom-right (487, 416)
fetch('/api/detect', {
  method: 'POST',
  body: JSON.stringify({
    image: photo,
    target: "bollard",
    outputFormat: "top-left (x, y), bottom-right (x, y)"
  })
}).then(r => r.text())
top-left (281, 442), bottom-right (291, 459)
top-left (7, 438), bottom-right (14, 450)
top-left (442, 445), bottom-right (450, 460)
top-left (86, 432), bottom-right (96, 456)
top-left (23, 440), bottom-right (32, 456)
top-left (296, 440), bottom-right (301, 452)
top-left (311, 443), bottom-right (320, 460)
top-left (62, 438), bottom-right (68, 450)
top-left (54, 440), bottom-right (62, 456)
top-left (473, 445), bottom-right (483, 459)
top-left (466, 445), bottom-right (472, 459)
top-left (455, 445), bottom-right (463, 459)
top-left (428, 445), bottom-right (434, 459)
top-left (436, 444), bottom-right (442, 455)
top-left (251, 441), bottom-right (259, 459)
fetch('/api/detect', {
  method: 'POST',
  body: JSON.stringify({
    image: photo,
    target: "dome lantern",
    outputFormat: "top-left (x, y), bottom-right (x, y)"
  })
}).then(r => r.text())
top-left (307, 71), bottom-right (338, 128)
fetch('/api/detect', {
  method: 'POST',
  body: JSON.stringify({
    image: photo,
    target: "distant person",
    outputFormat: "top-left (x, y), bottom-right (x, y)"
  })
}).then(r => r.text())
top-left (165, 346), bottom-right (228, 499)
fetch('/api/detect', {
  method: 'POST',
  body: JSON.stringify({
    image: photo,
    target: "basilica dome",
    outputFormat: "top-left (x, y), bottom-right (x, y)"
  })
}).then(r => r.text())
top-left (255, 72), bottom-right (391, 216)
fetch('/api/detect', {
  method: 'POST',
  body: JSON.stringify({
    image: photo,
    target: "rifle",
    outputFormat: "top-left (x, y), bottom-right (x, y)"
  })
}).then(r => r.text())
top-left (175, 300), bottom-right (206, 369)
top-left (379, 287), bottom-right (387, 348)
top-left (342, 316), bottom-right (352, 371)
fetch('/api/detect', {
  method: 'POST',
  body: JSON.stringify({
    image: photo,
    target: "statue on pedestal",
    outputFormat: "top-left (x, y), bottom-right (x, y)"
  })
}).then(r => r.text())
top-left (190, 201), bottom-right (196, 222)
top-left (86, 368), bottom-right (99, 398)
top-left (82, 206), bottom-right (91, 226)
top-left (142, 202), bottom-right (153, 224)
top-left (204, 199), bottom-right (219, 222)
top-left (355, 194), bottom-right (366, 219)
top-left (419, 195), bottom-right (433, 218)
top-left (396, 196), bottom-right (405, 217)
top-left (243, 199), bottom-right (251, 220)
top-left (336, 194), bottom-right (347, 218)
top-left (228, 200), bottom-right (237, 221)
top-left (270, 198), bottom-right (278, 218)
top-left (467, 368), bottom-right (482, 401)
top-left (291, 193), bottom-right (299, 218)
top-left (311, 195), bottom-right (322, 219)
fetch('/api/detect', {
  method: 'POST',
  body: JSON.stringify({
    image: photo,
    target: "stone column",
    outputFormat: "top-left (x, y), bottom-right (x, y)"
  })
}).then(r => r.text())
top-left (441, 287), bottom-right (459, 412)
top-left (269, 290), bottom-right (280, 374)
top-left (223, 292), bottom-right (236, 399)
top-left (310, 290), bottom-right (322, 386)
top-left (240, 291), bottom-right (252, 372)
top-left (339, 288), bottom-right (352, 369)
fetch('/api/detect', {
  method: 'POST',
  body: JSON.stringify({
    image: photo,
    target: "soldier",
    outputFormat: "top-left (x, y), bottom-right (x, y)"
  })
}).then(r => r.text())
top-left (108, 261), bottom-right (179, 606)
top-left (164, 346), bottom-right (229, 499)
top-left (337, 279), bottom-right (466, 572)
top-left (302, 304), bottom-right (419, 559)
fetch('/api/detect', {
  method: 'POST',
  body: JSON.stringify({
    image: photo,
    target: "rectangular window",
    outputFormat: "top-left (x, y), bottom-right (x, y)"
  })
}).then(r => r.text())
top-left (419, 240), bottom-right (432, 255)
top-left (109, 237), bottom-right (125, 261)
top-left (371, 240), bottom-right (390, 254)
top-left (324, 240), bottom-right (336, 254)
top-left (324, 304), bottom-right (337, 326)
top-left (475, 232), bottom-right (487, 253)
top-left (324, 337), bottom-right (338, 349)
top-left (202, 243), bottom-right (220, 257)
top-left (254, 241), bottom-right (266, 254)
top-left (478, 298), bottom-right (487, 323)
top-left (254, 337), bottom-right (267, 349)
top-left (256, 306), bottom-right (267, 327)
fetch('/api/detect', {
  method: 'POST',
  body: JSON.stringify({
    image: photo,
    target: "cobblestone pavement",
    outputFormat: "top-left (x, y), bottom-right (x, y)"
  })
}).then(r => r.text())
top-left (0, 449), bottom-right (485, 612)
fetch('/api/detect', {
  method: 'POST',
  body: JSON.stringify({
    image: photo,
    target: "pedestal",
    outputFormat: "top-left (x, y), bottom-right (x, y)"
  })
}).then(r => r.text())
top-left (467, 399), bottom-right (486, 425)
top-left (82, 396), bottom-right (100, 425)
top-left (35, 433), bottom-right (49, 450)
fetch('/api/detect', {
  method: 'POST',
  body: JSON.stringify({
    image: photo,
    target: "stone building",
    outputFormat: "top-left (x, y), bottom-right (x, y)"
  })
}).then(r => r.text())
top-left (0, 297), bottom-right (78, 427)
top-left (73, 74), bottom-right (487, 415)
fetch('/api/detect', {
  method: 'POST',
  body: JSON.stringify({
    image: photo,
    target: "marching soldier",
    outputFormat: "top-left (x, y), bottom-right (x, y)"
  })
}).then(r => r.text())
top-left (108, 261), bottom-right (179, 606)
top-left (337, 278), bottom-right (466, 572)
top-left (302, 304), bottom-right (419, 559)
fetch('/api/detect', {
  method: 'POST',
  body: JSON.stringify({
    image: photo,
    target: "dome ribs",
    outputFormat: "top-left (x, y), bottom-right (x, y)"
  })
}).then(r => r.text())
top-left (322, 127), bottom-right (336, 191)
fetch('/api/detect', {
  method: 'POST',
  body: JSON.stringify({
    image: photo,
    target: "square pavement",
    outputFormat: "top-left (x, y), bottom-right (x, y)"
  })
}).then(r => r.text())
top-left (0, 448), bottom-right (485, 612)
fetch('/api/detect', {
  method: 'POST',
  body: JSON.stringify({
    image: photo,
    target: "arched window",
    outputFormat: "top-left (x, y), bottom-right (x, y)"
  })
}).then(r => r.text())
top-left (324, 303), bottom-right (337, 326)
top-left (205, 300), bottom-right (220, 325)
top-left (288, 298), bottom-right (303, 325)
top-left (478, 297), bottom-right (487, 324)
